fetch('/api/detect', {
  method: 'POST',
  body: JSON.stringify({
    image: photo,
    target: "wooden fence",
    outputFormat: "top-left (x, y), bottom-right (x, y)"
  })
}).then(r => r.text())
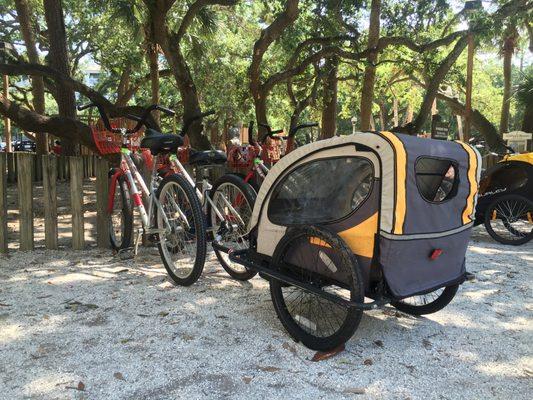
top-left (3, 152), bottom-right (98, 183)
top-left (0, 152), bottom-right (109, 253)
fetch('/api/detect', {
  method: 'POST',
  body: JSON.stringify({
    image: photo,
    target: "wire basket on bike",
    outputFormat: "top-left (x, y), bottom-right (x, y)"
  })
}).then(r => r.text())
top-left (91, 117), bottom-right (143, 155)
top-left (227, 144), bottom-right (259, 168)
top-left (261, 137), bottom-right (283, 164)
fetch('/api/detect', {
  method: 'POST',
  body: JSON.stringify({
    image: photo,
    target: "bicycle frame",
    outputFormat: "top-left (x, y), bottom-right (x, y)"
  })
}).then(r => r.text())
top-left (108, 147), bottom-right (174, 237)
top-left (166, 155), bottom-right (246, 231)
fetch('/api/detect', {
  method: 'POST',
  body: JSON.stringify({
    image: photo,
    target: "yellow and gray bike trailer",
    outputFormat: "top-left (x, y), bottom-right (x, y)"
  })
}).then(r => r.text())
top-left (219, 131), bottom-right (481, 350)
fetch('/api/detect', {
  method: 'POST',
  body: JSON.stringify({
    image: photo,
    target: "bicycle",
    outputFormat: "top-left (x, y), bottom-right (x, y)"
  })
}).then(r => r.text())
top-left (143, 112), bottom-right (258, 281)
top-left (79, 102), bottom-right (206, 286)
top-left (471, 138), bottom-right (533, 245)
top-left (228, 120), bottom-right (318, 192)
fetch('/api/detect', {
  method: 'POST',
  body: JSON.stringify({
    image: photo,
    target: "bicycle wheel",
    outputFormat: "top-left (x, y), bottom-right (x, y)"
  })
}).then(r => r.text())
top-left (484, 194), bottom-right (533, 245)
top-left (109, 174), bottom-right (133, 250)
top-left (156, 174), bottom-right (207, 286)
top-left (209, 174), bottom-right (257, 280)
top-left (391, 285), bottom-right (459, 316)
top-left (269, 226), bottom-right (364, 351)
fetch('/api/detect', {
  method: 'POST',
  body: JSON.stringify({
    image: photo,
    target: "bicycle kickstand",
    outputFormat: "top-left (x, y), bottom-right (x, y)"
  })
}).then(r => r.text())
top-left (134, 228), bottom-right (143, 256)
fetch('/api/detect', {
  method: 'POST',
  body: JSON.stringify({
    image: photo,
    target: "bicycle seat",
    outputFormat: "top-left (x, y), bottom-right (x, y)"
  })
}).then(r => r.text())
top-left (188, 149), bottom-right (227, 166)
top-left (141, 129), bottom-right (184, 155)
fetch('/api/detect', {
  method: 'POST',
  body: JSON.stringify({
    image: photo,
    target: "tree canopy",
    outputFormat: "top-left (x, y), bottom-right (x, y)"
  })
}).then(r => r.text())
top-left (0, 0), bottom-right (531, 155)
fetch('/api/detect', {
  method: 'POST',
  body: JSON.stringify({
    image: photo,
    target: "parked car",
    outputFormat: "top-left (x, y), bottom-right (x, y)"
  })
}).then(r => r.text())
top-left (14, 140), bottom-right (36, 152)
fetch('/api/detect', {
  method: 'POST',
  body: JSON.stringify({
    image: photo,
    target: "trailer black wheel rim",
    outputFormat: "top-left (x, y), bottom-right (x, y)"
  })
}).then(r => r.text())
top-left (269, 226), bottom-right (364, 351)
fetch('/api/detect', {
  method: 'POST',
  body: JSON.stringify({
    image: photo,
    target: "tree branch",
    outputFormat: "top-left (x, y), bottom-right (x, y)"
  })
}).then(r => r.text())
top-left (175, 0), bottom-right (238, 43)
top-left (249, 0), bottom-right (299, 98)
top-left (0, 94), bottom-right (97, 152)
top-left (0, 62), bottom-right (113, 108)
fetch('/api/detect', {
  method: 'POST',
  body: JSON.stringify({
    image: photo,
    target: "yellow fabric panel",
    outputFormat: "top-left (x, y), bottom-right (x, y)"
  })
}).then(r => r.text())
top-left (503, 152), bottom-right (533, 165)
top-left (338, 212), bottom-right (378, 258)
top-left (456, 141), bottom-right (479, 224)
top-left (380, 131), bottom-right (407, 234)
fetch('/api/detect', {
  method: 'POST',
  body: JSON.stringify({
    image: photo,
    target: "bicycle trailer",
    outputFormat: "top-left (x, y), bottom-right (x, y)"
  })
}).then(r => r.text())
top-left (217, 131), bottom-right (481, 350)
top-left (475, 152), bottom-right (533, 245)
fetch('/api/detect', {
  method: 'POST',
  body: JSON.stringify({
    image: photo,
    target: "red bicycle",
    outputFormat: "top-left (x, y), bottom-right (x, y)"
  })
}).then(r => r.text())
top-left (82, 102), bottom-right (207, 286)
top-left (228, 120), bottom-right (318, 192)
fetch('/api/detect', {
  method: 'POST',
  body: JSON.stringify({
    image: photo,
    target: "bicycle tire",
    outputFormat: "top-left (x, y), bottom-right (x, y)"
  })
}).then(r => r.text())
top-left (209, 173), bottom-right (258, 280)
top-left (156, 174), bottom-right (207, 286)
top-left (484, 194), bottom-right (533, 245)
top-left (109, 174), bottom-right (134, 250)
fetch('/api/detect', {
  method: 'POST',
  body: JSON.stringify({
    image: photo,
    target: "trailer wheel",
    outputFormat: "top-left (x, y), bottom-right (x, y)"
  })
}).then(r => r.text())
top-left (484, 194), bottom-right (533, 245)
top-left (391, 284), bottom-right (459, 316)
top-left (269, 226), bottom-right (364, 351)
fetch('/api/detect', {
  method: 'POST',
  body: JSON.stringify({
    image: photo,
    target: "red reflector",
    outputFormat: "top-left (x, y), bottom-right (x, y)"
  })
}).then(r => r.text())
top-left (430, 249), bottom-right (443, 260)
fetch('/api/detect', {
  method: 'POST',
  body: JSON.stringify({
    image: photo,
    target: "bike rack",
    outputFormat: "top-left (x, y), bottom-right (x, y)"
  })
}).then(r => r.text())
top-left (221, 247), bottom-right (390, 311)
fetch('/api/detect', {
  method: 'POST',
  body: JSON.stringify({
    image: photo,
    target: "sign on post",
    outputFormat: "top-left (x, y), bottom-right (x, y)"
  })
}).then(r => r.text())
top-left (431, 115), bottom-right (449, 140)
top-left (502, 131), bottom-right (532, 153)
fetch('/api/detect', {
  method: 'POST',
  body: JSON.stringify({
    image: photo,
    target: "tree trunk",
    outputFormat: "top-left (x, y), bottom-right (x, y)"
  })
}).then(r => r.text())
top-left (254, 91), bottom-right (268, 128)
top-left (2, 75), bottom-right (11, 152)
top-left (145, 2), bottom-right (212, 150)
top-left (43, 0), bottom-right (78, 155)
top-left (456, 114), bottom-right (464, 141)
top-left (379, 102), bottom-right (387, 130)
top-left (320, 57), bottom-right (338, 139)
top-left (522, 102), bottom-right (533, 133)
top-left (249, 0), bottom-right (299, 137)
top-left (404, 103), bottom-right (413, 124)
top-left (15, 0), bottom-right (47, 154)
top-left (393, 97), bottom-right (399, 127)
top-left (115, 65), bottom-right (131, 107)
top-left (147, 43), bottom-right (160, 125)
top-left (464, 32), bottom-right (474, 140)
top-left (437, 93), bottom-right (507, 152)
top-left (359, 0), bottom-right (381, 130)
top-left (410, 35), bottom-right (468, 134)
top-left (499, 25), bottom-right (518, 134)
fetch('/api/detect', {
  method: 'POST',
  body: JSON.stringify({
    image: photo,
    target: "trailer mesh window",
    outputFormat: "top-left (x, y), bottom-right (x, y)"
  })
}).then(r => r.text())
top-left (415, 157), bottom-right (458, 202)
top-left (268, 157), bottom-right (373, 224)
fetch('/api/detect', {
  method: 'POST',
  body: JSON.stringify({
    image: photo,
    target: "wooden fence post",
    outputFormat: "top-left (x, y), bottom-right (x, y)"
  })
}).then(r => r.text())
top-left (58, 156), bottom-right (65, 180)
top-left (96, 158), bottom-right (110, 248)
top-left (42, 155), bottom-right (58, 249)
top-left (7, 152), bottom-right (15, 183)
top-left (17, 153), bottom-right (33, 251)
top-left (70, 156), bottom-right (85, 250)
top-left (0, 153), bottom-right (7, 253)
top-left (34, 156), bottom-right (43, 182)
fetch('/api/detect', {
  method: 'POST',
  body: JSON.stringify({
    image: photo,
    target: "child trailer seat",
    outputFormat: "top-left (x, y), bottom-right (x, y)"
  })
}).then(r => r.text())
top-left (248, 131), bottom-right (481, 299)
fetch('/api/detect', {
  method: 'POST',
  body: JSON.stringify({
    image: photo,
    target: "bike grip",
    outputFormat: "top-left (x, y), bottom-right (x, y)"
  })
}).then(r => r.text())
top-left (200, 110), bottom-right (216, 118)
top-left (77, 103), bottom-right (95, 111)
top-left (271, 129), bottom-right (284, 135)
top-left (156, 105), bottom-right (176, 116)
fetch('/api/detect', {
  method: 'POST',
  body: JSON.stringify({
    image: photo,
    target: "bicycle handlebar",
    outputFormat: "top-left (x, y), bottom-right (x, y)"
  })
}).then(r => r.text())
top-left (257, 121), bottom-right (318, 143)
top-left (77, 102), bottom-right (215, 136)
top-left (288, 122), bottom-right (318, 137)
top-left (77, 102), bottom-right (176, 134)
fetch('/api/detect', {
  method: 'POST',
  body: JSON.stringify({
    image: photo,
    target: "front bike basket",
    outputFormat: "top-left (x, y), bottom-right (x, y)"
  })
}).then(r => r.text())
top-left (91, 117), bottom-right (143, 155)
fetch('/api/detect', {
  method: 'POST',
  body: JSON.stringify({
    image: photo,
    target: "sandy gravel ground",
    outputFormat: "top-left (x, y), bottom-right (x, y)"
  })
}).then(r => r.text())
top-left (0, 227), bottom-right (531, 400)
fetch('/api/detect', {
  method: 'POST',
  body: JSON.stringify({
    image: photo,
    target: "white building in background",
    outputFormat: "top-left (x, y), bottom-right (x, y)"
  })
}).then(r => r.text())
top-left (81, 63), bottom-right (101, 86)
